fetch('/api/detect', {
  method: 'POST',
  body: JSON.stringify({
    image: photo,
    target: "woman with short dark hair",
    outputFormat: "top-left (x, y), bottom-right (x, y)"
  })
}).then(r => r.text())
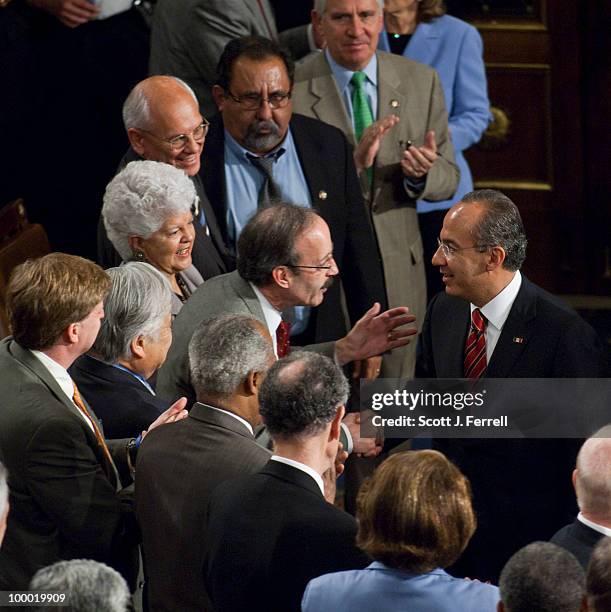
top-left (302, 450), bottom-right (500, 611)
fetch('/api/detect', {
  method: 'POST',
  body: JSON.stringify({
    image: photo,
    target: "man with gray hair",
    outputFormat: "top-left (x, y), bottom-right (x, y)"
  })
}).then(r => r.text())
top-left (552, 425), bottom-right (611, 568)
top-left (0, 463), bottom-right (8, 548)
top-left (203, 351), bottom-right (369, 612)
top-left (29, 559), bottom-right (130, 612)
top-left (417, 188), bottom-right (603, 581)
top-left (498, 541), bottom-right (586, 612)
top-left (97, 75), bottom-right (229, 279)
top-left (136, 314), bottom-right (275, 611)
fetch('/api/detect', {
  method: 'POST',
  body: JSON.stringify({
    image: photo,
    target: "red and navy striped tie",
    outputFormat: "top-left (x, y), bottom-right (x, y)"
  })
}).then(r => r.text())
top-left (464, 308), bottom-right (487, 379)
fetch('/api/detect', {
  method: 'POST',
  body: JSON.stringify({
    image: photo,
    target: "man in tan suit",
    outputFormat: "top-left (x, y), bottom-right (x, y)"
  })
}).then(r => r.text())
top-left (292, 0), bottom-right (459, 378)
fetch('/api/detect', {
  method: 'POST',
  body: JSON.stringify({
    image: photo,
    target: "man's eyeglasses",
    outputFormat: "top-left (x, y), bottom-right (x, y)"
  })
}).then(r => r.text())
top-left (139, 119), bottom-right (210, 152)
top-left (436, 237), bottom-right (487, 258)
top-left (225, 90), bottom-right (292, 110)
top-left (286, 264), bottom-right (333, 270)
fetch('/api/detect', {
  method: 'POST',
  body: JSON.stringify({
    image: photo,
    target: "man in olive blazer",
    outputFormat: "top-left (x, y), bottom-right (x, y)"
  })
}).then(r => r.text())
top-left (292, 0), bottom-right (459, 378)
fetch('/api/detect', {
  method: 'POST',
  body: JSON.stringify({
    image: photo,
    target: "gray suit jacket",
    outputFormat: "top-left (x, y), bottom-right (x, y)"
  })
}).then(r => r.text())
top-left (292, 51), bottom-right (459, 377)
top-left (157, 270), bottom-right (334, 405)
top-left (135, 402), bottom-right (271, 611)
top-left (149, 0), bottom-right (310, 116)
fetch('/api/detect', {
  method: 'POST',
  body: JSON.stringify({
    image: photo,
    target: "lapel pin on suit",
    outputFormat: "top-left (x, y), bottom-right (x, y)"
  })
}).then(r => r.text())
top-left (513, 337), bottom-right (524, 344)
top-left (318, 190), bottom-right (328, 200)
top-left (390, 99), bottom-right (399, 108)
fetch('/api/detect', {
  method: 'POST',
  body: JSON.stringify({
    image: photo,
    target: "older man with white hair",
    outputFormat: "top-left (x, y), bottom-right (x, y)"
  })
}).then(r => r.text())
top-left (98, 76), bottom-right (230, 279)
top-left (551, 425), bottom-right (611, 568)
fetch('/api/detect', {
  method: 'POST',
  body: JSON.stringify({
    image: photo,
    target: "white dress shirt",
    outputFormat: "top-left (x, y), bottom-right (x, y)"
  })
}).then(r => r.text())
top-left (578, 512), bottom-right (611, 537)
top-left (474, 271), bottom-right (522, 363)
top-left (250, 283), bottom-right (282, 357)
top-left (270, 455), bottom-right (325, 497)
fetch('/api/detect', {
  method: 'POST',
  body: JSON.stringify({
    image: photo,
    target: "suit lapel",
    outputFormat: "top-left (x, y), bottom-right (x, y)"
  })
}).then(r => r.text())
top-left (487, 279), bottom-right (536, 377)
top-left (306, 54), bottom-right (355, 146)
top-left (404, 21), bottom-right (438, 66)
top-left (376, 53), bottom-right (408, 157)
top-left (439, 298), bottom-right (471, 377)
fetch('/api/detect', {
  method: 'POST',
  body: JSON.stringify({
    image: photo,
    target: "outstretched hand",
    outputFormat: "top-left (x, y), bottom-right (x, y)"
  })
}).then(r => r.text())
top-left (141, 397), bottom-right (188, 441)
top-left (334, 303), bottom-right (417, 366)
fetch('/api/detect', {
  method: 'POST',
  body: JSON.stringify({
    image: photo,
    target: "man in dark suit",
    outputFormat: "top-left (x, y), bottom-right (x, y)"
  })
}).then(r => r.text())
top-left (417, 189), bottom-right (603, 581)
top-left (97, 76), bottom-right (230, 280)
top-left (203, 351), bottom-right (370, 612)
top-left (551, 426), bottom-right (611, 569)
top-left (0, 254), bottom-right (186, 589)
top-left (136, 314), bottom-right (274, 611)
top-left (201, 36), bottom-right (387, 351)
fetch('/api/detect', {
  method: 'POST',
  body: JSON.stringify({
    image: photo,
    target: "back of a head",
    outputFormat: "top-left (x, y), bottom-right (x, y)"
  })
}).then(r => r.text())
top-left (356, 450), bottom-right (475, 573)
top-left (189, 314), bottom-right (273, 402)
top-left (461, 189), bottom-right (527, 271)
top-left (258, 351), bottom-right (349, 439)
top-left (6, 253), bottom-right (110, 350)
top-left (236, 202), bottom-right (319, 286)
top-left (93, 262), bottom-right (172, 363)
top-left (499, 542), bottom-right (585, 612)
top-left (587, 537), bottom-right (611, 612)
top-left (575, 425), bottom-right (611, 520)
top-left (29, 559), bottom-right (130, 612)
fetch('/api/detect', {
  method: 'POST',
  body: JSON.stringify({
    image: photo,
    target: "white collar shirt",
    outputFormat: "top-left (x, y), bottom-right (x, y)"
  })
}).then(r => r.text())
top-left (250, 283), bottom-right (282, 357)
top-left (206, 404), bottom-right (254, 436)
top-left (270, 455), bottom-right (325, 497)
top-left (578, 512), bottom-right (611, 537)
top-left (473, 271), bottom-right (522, 362)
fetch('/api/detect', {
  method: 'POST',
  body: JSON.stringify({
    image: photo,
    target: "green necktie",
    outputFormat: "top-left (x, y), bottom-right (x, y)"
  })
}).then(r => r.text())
top-left (350, 71), bottom-right (374, 184)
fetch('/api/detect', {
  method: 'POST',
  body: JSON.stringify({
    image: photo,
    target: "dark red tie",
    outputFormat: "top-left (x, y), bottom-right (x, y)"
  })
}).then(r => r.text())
top-left (464, 308), bottom-right (487, 379)
top-left (276, 320), bottom-right (291, 358)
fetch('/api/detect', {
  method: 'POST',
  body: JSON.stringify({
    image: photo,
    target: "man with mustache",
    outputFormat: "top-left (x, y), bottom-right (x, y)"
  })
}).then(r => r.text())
top-left (200, 36), bottom-right (388, 378)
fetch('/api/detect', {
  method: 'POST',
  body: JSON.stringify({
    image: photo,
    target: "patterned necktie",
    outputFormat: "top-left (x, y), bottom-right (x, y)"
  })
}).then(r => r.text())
top-left (72, 382), bottom-right (115, 470)
top-left (464, 308), bottom-right (487, 379)
top-left (276, 320), bottom-right (292, 358)
top-left (247, 151), bottom-right (284, 207)
top-left (350, 71), bottom-right (374, 184)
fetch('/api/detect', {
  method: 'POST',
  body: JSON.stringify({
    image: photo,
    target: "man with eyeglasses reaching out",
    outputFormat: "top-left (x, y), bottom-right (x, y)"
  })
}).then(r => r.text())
top-left (199, 35), bottom-right (388, 382)
top-left (97, 75), bottom-right (231, 281)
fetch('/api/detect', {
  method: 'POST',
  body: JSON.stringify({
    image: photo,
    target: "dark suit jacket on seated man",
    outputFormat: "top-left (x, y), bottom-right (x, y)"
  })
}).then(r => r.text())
top-left (97, 75), bottom-right (231, 280)
top-left (200, 35), bottom-right (387, 351)
top-left (0, 254), bottom-right (187, 589)
top-left (203, 351), bottom-right (370, 612)
top-left (157, 203), bottom-right (417, 455)
top-left (136, 314), bottom-right (275, 612)
top-left (551, 426), bottom-right (611, 569)
top-left (417, 189), bottom-right (603, 582)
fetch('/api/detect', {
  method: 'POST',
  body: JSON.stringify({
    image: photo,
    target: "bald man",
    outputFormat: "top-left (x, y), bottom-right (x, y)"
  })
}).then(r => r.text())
top-left (97, 76), bottom-right (231, 279)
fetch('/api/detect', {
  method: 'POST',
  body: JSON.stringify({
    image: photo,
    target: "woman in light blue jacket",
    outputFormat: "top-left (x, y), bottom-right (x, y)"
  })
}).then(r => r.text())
top-left (379, 0), bottom-right (491, 296)
top-left (302, 450), bottom-right (499, 612)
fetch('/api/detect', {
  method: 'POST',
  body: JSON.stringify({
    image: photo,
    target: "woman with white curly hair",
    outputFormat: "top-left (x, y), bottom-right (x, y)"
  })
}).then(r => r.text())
top-left (102, 160), bottom-right (204, 314)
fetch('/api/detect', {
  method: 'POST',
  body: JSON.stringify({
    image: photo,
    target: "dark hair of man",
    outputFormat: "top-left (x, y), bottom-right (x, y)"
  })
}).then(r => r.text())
top-left (259, 351), bottom-right (349, 438)
top-left (6, 253), bottom-right (110, 350)
top-left (237, 203), bottom-right (319, 286)
top-left (356, 450), bottom-right (475, 573)
top-left (417, 0), bottom-right (446, 22)
top-left (215, 35), bottom-right (295, 92)
top-left (461, 189), bottom-right (528, 271)
top-left (499, 541), bottom-right (585, 612)
top-left (587, 537), bottom-right (611, 612)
